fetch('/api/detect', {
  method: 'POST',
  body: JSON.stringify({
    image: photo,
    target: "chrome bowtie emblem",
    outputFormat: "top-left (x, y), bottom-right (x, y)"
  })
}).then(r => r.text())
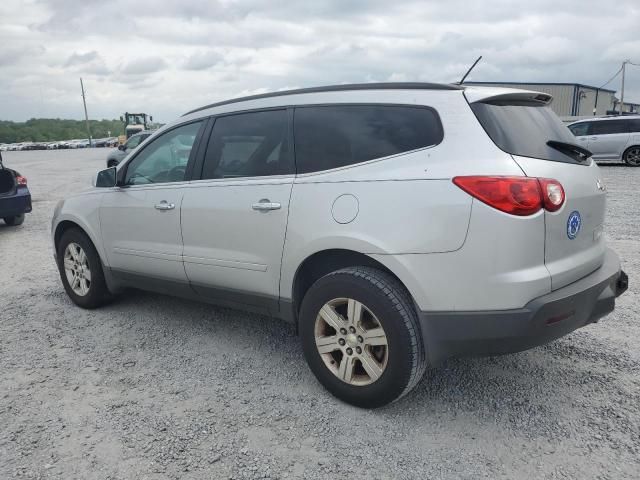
top-left (596, 179), bottom-right (606, 192)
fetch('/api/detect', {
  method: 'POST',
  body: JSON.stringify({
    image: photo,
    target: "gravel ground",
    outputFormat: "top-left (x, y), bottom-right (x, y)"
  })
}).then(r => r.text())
top-left (0, 150), bottom-right (639, 480)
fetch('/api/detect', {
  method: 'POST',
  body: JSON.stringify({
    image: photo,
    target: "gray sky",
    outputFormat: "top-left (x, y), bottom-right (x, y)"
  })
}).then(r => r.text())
top-left (1, 0), bottom-right (639, 122)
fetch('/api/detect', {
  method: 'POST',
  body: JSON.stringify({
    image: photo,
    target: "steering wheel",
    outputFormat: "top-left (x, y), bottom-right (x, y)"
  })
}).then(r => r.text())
top-left (127, 171), bottom-right (153, 184)
top-left (168, 165), bottom-right (186, 181)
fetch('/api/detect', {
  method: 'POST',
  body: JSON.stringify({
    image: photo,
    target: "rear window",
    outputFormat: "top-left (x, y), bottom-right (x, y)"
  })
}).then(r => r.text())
top-left (471, 101), bottom-right (585, 164)
top-left (294, 105), bottom-right (443, 174)
top-left (630, 119), bottom-right (640, 133)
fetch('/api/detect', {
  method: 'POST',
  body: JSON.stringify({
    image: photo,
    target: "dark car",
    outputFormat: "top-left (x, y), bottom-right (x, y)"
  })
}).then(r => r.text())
top-left (0, 152), bottom-right (32, 226)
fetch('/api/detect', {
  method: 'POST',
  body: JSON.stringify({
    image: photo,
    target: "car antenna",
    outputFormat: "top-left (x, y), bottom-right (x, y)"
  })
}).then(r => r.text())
top-left (458, 56), bottom-right (482, 84)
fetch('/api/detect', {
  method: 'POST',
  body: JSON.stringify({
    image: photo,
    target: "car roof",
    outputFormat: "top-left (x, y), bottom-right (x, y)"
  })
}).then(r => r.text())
top-left (183, 82), bottom-right (463, 116)
top-left (569, 115), bottom-right (640, 125)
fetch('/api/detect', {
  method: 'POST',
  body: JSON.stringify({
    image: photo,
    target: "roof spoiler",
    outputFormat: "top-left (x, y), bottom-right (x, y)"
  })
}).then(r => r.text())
top-left (463, 87), bottom-right (553, 106)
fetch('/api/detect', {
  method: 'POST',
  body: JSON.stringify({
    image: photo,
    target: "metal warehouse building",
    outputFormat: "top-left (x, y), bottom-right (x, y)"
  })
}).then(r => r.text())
top-left (466, 82), bottom-right (638, 120)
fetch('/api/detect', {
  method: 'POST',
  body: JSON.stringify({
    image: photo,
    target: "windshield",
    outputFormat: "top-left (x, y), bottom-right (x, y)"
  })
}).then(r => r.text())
top-left (471, 101), bottom-right (587, 165)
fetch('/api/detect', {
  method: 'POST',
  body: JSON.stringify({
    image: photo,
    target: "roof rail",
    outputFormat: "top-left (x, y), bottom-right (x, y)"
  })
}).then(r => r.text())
top-left (183, 82), bottom-right (462, 116)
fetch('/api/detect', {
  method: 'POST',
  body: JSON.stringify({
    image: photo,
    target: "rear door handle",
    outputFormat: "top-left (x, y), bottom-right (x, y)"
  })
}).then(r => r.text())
top-left (155, 201), bottom-right (175, 211)
top-left (590, 136), bottom-right (598, 141)
top-left (252, 200), bottom-right (281, 211)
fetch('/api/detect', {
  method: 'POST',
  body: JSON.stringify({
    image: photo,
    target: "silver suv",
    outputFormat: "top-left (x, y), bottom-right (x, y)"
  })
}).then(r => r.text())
top-left (52, 83), bottom-right (628, 407)
top-left (568, 115), bottom-right (640, 166)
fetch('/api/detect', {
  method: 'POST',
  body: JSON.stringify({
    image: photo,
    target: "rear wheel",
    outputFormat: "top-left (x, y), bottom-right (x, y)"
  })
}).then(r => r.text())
top-left (300, 267), bottom-right (426, 408)
top-left (57, 228), bottom-right (112, 308)
top-left (623, 146), bottom-right (640, 166)
top-left (3, 214), bottom-right (25, 226)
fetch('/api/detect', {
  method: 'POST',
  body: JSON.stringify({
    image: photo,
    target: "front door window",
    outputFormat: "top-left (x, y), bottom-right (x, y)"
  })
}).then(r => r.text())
top-left (125, 122), bottom-right (202, 185)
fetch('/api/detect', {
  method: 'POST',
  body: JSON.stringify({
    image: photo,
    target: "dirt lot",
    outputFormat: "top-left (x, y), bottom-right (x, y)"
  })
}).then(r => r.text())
top-left (1, 149), bottom-right (639, 479)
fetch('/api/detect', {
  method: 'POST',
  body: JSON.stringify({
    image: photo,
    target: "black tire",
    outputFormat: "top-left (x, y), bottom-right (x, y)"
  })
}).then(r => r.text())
top-left (300, 266), bottom-right (426, 408)
top-left (623, 146), bottom-right (640, 167)
top-left (3, 214), bottom-right (25, 226)
top-left (56, 228), bottom-right (112, 309)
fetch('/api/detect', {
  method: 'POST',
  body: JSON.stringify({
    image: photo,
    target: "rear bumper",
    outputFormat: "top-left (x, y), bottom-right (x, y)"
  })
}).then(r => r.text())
top-left (420, 248), bottom-right (627, 364)
top-left (0, 187), bottom-right (32, 218)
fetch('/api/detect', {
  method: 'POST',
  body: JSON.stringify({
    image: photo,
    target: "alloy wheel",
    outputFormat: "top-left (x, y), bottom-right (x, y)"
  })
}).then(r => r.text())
top-left (63, 242), bottom-right (92, 296)
top-left (314, 298), bottom-right (389, 386)
top-left (625, 147), bottom-right (640, 166)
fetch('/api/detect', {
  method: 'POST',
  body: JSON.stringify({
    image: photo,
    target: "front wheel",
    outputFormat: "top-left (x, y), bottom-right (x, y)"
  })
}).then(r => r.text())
top-left (300, 267), bottom-right (426, 408)
top-left (623, 146), bottom-right (640, 166)
top-left (3, 214), bottom-right (25, 226)
top-left (57, 228), bottom-right (112, 308)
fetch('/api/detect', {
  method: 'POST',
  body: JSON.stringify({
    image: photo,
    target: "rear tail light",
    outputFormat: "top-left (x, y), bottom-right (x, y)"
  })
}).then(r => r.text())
top-left (16, 175), bottom-right (27, 186)
top-left (538, 178), bottom-right (565, 212)
top-left (452, 176), bottom-right (565, 216)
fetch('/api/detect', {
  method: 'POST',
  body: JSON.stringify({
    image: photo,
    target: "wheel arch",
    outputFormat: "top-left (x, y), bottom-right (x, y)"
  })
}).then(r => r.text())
top-left (289, 248), bottom-right (415, 326)
top-left (54, 219), bottom-right (82, 248)
top-left (53, 216), bottom-right (108, 267)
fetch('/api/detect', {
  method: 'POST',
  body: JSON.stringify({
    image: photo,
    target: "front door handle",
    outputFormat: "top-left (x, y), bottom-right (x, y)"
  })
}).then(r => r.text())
top-left (155, 201), bottom-right (175, 211)
top-left (252, 199), bottom-right (281, 211)
top-left (590, 136), bottom-right (598, 141)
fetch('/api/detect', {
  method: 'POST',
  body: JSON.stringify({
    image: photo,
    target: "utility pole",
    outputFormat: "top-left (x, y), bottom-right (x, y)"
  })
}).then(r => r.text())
top-left (80, 78), bottom-right (92, 147)
top-left (620, 60), bottom-right (628, 115)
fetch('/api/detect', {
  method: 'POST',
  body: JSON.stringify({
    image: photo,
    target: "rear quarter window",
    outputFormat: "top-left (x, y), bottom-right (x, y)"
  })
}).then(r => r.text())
top-left (294, 105), bottom-right (443, 174)
top-left (470, 101), bottom-right (586, 164)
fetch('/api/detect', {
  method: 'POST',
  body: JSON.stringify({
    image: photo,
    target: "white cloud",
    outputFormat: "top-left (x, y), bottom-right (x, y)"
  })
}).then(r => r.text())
top-left (183, 50), bottom-right (224, 70)
top-left (0, 0), bottom-right (638, 121)
top-left (120, 57), bottom-right (168, 75)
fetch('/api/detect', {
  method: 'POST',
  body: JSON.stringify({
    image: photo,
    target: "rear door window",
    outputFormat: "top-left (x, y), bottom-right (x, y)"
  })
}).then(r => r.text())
top-left (201, 110), bottom-right (291, 179)
top-left (590, 120), bottom-right (629, 135)
top-left (470, 101), bottom-right (586, 164)
top-left (293, 105), bottom-right (443, 173)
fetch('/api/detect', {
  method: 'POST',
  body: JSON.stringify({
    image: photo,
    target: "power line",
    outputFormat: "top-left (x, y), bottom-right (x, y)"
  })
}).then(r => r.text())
top-left (598, 66), bottom-right (623, 90)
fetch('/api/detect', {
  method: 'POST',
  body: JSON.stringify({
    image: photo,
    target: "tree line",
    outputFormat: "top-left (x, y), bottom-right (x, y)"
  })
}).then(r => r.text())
top-left (0, 118), bottom-right (126, 143)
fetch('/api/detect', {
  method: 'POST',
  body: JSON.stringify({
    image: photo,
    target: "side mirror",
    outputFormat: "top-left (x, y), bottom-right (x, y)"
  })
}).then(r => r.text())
top-left (118, 144), bottom-right (126, 151)
top-left (149, 116), bottom-right (153, 122)
top-left (93, 167), bottom-right (117, 188)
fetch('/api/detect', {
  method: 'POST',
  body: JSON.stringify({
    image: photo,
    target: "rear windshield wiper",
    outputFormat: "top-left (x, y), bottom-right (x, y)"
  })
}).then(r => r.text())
top-left (546, 140), bottom-right (592, 162)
